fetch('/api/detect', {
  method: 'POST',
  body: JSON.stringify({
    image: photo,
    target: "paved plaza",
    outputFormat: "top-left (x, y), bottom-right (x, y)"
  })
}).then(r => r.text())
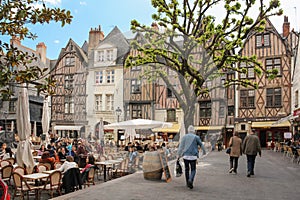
top-left (51, 150), bottom-right (299, 200)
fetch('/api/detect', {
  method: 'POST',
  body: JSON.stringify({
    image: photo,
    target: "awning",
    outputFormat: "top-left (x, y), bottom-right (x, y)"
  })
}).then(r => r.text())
top-left (195, 126), bottom-right (224, 131)
top-left (152, 123), bottom-right (180, 133)
top-left (251, 121), bottom-right (290, 128)
top-left (53, 126), bottom-right (83, 131)
top-left (272, 114), bottom-right (298, 125)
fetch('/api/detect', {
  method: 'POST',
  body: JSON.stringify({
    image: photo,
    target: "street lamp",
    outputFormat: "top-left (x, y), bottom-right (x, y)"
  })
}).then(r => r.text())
top-left (115, 107), bottom-right (122, 122)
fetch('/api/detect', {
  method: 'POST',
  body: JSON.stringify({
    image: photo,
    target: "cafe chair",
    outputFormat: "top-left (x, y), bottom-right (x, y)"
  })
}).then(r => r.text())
top-left (0, 178), bottom-right (10, 200)
top-left (13, 166), bottom-right (26, 176)
top-left (83, 167), bottom-right (95, 188)
top-left (12, 172), bottom-right (39, 200)
top-left (0, 160), bottom-right (11, 168)
top-left (54, 162), bottom-right (62, 169)
top-left (39, 170), bottom-right (62, 198)
top-left (41, 162), bottom-right (52, 171)
top-left (37, 164), bottom-right (49, 173)
top-left (3, 157), bottom-right (15, 165)
top-left (0, 165), bottom-right (13, 186)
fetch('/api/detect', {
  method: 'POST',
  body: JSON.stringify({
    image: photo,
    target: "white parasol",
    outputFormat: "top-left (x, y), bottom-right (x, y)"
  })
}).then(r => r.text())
top-left (42, 97), bottom-right (50, 145)
top-left (32, 121), bottom-right (37, 137)
top-left (10, 121), bottom-right (14, 132)
top-left (16, 84), bottom-right (35, 171)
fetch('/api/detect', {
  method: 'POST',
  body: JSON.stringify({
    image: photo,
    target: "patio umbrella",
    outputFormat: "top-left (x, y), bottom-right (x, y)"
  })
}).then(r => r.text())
top-left (104, 119), bottom-right (172, 130)
top-left (124, 127), bottom-right (136, 142)
top-left (16, 84), bottom-right (35, 171)
top-left (10, 121), bottom-right (14, 132)
top-left (32, 121), bottom-right (37, 137)
top-left (42, 97), bottom-right (50, 145)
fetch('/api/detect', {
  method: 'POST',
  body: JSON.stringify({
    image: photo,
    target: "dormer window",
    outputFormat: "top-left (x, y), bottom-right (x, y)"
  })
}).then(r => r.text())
top-left (256, 33), bottom-right (270, 48)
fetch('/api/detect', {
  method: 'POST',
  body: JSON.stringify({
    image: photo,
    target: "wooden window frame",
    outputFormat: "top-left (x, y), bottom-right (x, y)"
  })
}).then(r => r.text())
top-left (266, 88), bottom-right (282, 107)
top-left (199, 101), bottom-right (212, 118)
top-left (240, 89), bottom-right (255, 108)
top-left (265, 57), bottom-right (281, 76)
top-left (255, 33), bottom-right (270, 48)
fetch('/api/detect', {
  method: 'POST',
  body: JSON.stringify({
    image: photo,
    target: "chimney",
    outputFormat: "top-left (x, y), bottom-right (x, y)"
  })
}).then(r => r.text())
top-left (88, 25), bottom-right (104, 52)
top-left (36, 42), bottom-right (47, 65)
top-left (283, 16), bottom-right (290, 38)
top-left (10, 36), bottom-right (21, 46)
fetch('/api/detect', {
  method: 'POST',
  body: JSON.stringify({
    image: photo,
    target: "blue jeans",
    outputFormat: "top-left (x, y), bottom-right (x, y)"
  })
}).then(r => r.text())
top-left (183, 159), bottom-right (197, 184)
top-left (246, 154), bottom-right (257, 174)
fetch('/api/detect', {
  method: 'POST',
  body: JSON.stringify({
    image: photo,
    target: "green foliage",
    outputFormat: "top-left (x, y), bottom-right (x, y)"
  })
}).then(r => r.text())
top-left (127, 0), bottom-right (282, 98)
top-left (0, 0), bottom-right (73, 98)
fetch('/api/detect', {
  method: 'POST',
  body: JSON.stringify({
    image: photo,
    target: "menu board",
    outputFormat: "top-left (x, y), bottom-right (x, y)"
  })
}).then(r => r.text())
top-left (159, 151), bottom-right (172, 183)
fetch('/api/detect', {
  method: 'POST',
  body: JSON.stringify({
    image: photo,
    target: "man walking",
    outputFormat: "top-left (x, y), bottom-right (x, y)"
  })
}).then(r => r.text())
top-left (243, 129), bottom-right (261, 177)
top-left (177, 125), bottom-right (206, 189)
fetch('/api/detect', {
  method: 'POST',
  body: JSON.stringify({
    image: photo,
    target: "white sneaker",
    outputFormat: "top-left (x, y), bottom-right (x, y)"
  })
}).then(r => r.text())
top-left (229, 168), bottom-right (234, 173)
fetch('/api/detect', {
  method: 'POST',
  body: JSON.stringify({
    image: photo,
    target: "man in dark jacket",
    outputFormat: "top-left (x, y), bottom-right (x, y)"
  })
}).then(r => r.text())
top-left (243, 129), bottom-right (262, 177)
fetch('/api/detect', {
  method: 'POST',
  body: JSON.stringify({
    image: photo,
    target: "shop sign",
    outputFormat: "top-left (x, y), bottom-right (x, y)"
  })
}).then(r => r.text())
top-left (284, 132), bottom-right (292, 139)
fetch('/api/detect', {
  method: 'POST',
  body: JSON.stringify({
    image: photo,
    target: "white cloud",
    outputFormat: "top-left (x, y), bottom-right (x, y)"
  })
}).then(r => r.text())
top-left (54, 40), bottom-right (60, 44)
top-left (79, 1), bottom-right (87, 6)
top-left (44, 0), bottom-right (61, 6)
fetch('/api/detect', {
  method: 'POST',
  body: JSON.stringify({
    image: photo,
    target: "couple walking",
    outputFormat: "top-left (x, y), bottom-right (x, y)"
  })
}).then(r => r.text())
top-left (228, 129), bottom-right (261, 177)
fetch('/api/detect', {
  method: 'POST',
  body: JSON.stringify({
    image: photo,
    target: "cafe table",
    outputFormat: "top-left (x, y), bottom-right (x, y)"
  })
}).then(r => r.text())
top-left (42, 169), bottom-right (60, 174)
top-left (23, 172), bottom-right (49, 180)
top-left (95, 160), bottom-right (122, 182)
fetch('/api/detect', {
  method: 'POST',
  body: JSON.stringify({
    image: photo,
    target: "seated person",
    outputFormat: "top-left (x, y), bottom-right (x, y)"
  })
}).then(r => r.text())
top-left (57, 147), bottom-right (68, 161)
top-left (2, 147), bottom-right (15, 160)
top-left (81, 155), bottom-right (95, 173)
top-left (0, 143), bottom-right (7, 160)
top-left (39, 151), bottom-right (56, 170)
top-left (69, 145), bottom-right (79, 163)
top-left (46, 144), bottom-right (55, 158)
top-left (38, 144), bottom-right (46, 156)
top-left (58, 156), bottom-right (78, 174)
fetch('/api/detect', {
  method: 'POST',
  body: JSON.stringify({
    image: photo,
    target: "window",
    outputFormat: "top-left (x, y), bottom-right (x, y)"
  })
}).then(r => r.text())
top-left (167, 88), bottom-right (175, 98)
top-left (219, 101), bottom-right (225, 117)
top-left (65, 74), bottom-right (74, 89)
top-left (266, 88), bottom-right (281, 107)
top-left (98, 51), bottom-right (104, 61)
top-left (95, 71), bottom-right (103, 84)
top-left (256, 33), bottom-right (270, 47)
top-left (9, 101), bottom-right (15, 112)
top-left (241, 124), bottom-right (246, 131)
top-left (228, 106), bottom-right (234, 116)
top-left (266, 58), bottom-right (281, 76)
top-left (95, 94), bottom-right (102, 111)
top-left (64, 96), bottom-right (74, 114)
top-left (131, 79), bottom-right (141, 94)
top-left (199, 101), bottom-right (211, 118)
top-left (132, 104), bottom-right (142, 119)
top-left (240, 90), bottom-right (255, 108)
top-left (295, 90), bottom-right (299, 108)
top-left (107, 50), bottom-right (113, 61)
top-left (240, 62), bottom-right (255, 79)
top-left (106, 94), bottom-right (114, 111)
top-left (65, 57), bottom-right (75, 66)
top-left (106, 70), bottom-right (115, 83)
top-left (166, 109), bottom-right (176, 122)
top-left (131, 65), bottom-right (141, 71)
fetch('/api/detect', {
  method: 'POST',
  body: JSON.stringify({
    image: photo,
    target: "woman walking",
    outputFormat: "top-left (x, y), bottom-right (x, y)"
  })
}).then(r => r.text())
top-left (228, 131), bottom-right (242, 174)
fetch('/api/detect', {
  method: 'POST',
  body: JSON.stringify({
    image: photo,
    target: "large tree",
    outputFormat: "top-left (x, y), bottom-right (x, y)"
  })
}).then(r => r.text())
top-left (125, 0), bottom-right (282, 131)
top-left (0, 0), bottom-right (73, 98)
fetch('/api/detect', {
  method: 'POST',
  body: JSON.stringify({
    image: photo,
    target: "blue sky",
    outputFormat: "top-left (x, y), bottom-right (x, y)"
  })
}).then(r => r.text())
top-left (18, 0), bottom-right (300, 59)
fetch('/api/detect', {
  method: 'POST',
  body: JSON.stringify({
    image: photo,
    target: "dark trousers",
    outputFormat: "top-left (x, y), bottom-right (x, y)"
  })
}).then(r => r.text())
top-left (229, 156), bottom-right (239, 172)
top-left (183, 159), bottom-right (197, 184)
top-left (246, 154), bottom-right (257, 174)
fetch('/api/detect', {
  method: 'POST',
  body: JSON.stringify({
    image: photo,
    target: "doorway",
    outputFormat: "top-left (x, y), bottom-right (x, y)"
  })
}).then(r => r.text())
top-left (259, 131), bottom-right (267, 148)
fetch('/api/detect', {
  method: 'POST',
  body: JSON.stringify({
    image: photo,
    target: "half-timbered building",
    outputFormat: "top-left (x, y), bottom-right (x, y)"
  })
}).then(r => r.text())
top-left (236, 16), bottom-right (296, 147)
top-left (50, 39), bottom-right (88, 138)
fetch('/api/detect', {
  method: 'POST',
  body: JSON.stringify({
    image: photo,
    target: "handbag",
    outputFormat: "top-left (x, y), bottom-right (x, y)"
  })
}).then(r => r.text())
top-left (226, 147), bottom-right (231, 154)
top-left (174, 158), bottom-right (183, 177)
top-left (226, 137), bottom-right (233, 154)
